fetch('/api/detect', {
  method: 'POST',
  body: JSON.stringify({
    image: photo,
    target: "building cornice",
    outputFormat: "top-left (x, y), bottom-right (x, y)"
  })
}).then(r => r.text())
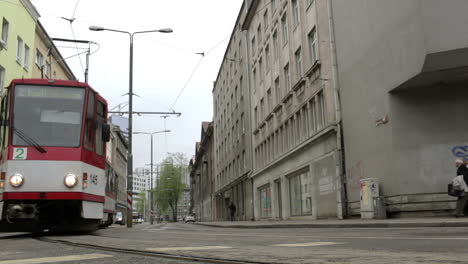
top-left (241, 0), bottom-right (260, 30)
top-left (20, 0), bottom-right (40, 21)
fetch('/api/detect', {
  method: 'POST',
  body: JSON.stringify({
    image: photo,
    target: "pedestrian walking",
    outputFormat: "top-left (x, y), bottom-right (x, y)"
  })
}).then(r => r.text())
top-left (454, 158), bottom-right (468, 217)
top-left (228, 201), bottom-right (236, 221)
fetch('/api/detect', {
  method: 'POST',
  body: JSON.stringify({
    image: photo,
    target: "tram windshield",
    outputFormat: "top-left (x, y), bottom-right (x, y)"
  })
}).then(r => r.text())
top-left (12, 85), bottom-right (86, 147)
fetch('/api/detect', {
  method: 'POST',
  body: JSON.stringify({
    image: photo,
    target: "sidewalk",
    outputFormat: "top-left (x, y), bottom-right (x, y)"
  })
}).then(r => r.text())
top-left (195, 217), bottom-right (468, 229)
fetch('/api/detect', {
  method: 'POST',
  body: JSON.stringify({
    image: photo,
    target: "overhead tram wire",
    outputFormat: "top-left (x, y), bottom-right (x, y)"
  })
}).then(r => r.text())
top-left (168, 34), bottom-right (230, 111)
top-left (71, 0), bottom-right (80, 19)
top-left (60, 0), bottom-right (85, 77)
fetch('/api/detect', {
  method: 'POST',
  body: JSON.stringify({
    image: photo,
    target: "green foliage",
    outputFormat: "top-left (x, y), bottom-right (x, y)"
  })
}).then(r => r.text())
top-left (154, 152), bottom-right (188, 221)
top-left (135, 191), bottom-right (146, 215)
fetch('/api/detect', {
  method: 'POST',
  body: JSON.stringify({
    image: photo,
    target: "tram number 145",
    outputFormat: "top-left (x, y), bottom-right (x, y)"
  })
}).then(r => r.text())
top-left (90, 174), bottom-right (98, 185)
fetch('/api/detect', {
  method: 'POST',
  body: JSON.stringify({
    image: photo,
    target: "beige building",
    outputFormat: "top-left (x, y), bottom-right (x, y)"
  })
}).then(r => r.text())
top-left (106, 123), bottom-right (128, 216)
top-left (242, 0), bottom-right (344, 220)
top-left (32, 21), bottom-right (75, 80)
top-left (190, 122), bottom-right (215, 221)
top-left (212, 2), bottom-right (254, 221)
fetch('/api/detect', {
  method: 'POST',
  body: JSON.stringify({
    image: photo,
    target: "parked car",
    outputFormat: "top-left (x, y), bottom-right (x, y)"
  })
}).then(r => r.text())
top-left (115, 212), bottom-right (125, 225)
top-left (184, 215), bottom-right (195, 223)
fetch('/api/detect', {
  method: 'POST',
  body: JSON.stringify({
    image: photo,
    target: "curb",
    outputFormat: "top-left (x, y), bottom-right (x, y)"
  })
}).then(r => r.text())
top-left (195, 221), bottom-right (468, 229)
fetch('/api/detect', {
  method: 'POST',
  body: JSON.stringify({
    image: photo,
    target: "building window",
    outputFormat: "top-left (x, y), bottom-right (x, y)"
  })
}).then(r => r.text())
top-left (275, 77), bottom-right (281, 104)
top-left (251, 36), bottom-right (256, 56)
top-left (258, 57), bottom-right (263, 81)
top-left (254, 106), bottom-right (258, 126)
top-left (253, 68), bottom-right (257, 93)
top-left (281, 14), bottom-right (288, 45)
top-left (310, 98), bottom-right (317, 133)
top-left (308, 27), bottom-right (318, 64)
top-left (23, 44), bottom-right (30, 70)
top-left (241, 112), bottom-right (245, 134)
top-left (239, 40), bottom-right (243, 64)
top-left (306, 0), bottom-right (314, 9)
top-left (283, 63), bottom-right (290, 92)
top-left (271, 0), bottom-right (276, 13)
top-left (240, 76), bottom-right (244, 98)
top-left (257, 24), bottom-right (262, 43)
top-left (292, 0), bottom-right (300, 28)
top-left (35, 50), bottom-right (43, 67)
top-left (267, 89), bottom-right (272, 112)
top-left (263, 10), bottom-right (269, 31)
top-left (1, 18), bottom-right (9, 48)
top-left (265, 45), bottom-right (270, 72)
top-left (16, 36), bottom-right (23, 63)
top-left (289, 171), bottom-right (311, 216)
top-left (0, 65), bottom-right (5, 92)
top-left (295, 47), bottom-right (302, 80)
top-left (317, 91), bottom-right (325, 129)
top-left (273, 30), bottom-right (279, 59)
top-left (260, 98), bottom-right (265, 120)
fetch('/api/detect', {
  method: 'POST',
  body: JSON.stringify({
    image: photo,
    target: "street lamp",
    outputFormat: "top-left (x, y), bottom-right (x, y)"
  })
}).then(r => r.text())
top-left (90, 25), bottom-right (173, 228)
top-left (134, 130), bottom-right (171, 224)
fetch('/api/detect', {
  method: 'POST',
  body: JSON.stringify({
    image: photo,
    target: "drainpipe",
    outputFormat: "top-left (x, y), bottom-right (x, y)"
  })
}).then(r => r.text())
top-left (327, 0), bottom-right (347, 219)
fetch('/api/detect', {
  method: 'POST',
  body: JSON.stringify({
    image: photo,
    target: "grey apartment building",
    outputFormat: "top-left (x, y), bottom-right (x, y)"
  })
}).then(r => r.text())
top-left (211, 0), bottom-right (344, 221)
top-left (243, 0), bottom-right (344, 220)
top-left (207, 0), bottom-right (468, 221)
top-left (212, 2), bottom-right (255, 221)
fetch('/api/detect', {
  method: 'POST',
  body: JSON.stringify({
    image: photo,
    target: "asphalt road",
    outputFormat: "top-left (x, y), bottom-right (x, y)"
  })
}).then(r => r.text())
top-left (1, 222), bottom-right (468, 263)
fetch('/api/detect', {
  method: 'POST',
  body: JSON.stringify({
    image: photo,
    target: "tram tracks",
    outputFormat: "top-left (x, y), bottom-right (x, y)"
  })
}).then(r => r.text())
top-left (35, 236), bottom-right (286, 264)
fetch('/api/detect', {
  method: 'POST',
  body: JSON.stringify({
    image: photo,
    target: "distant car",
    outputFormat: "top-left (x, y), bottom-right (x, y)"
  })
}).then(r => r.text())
top-left (137, 218), bottom-right (144, 224)
top-left (184, 215), bottom-right (195, 223)
top-left (115, 212), bottom-right (125, 225)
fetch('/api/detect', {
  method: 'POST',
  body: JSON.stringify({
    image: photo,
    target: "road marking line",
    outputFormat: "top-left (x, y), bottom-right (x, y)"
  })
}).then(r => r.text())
top-left (0, 254), bottom-right (113, 264)
top-left (273, 242), bottom-right (344, 247)
top-left (146, 246), bottom-right (233, 251)
top-left (345, 236), bottom-right (468, 240)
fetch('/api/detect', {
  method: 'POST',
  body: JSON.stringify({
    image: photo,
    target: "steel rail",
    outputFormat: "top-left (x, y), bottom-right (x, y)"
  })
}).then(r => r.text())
top-left (35, 236), bottom-right (287, 264)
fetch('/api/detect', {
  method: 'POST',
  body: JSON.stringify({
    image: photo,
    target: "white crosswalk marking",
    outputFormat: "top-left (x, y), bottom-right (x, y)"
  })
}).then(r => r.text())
top-left (0, 254), bottom-right (113, 264)
top-left (273, 242), bottom-right (344, 247)
top-left (146, 246), bottom-right (233, 251)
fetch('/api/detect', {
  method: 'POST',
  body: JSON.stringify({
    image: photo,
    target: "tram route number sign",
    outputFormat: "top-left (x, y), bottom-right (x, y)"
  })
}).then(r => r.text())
top-left (13, 148), bottom-right (27, 160)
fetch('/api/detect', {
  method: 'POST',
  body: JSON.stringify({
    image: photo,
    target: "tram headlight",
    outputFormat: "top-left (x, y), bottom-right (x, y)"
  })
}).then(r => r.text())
top-left (9, 173), bottom-right (24, 188)
top-left (64, 174), bottom-right (78, 188)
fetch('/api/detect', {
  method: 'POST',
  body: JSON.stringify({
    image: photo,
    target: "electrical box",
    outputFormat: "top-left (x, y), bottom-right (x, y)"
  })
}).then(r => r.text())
top-left (360, 178), bottom-right (386, 219)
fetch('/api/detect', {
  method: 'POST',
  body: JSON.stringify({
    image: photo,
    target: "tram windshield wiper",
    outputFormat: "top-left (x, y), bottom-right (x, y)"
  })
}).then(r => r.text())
top-left (11, 126), bottom-right (47, 153)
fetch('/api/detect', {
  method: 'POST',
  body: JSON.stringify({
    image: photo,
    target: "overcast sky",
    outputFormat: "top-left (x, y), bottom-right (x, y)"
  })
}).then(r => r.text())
top-left (30, 0), bottom-right (243, 168)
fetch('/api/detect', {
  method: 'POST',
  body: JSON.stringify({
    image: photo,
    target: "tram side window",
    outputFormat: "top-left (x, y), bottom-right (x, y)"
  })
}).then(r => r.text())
top-left (84, 92), bottom-right (95, 150)
top-left (0, 92), bottom-right (8, 149)
top-left (95, 100), bottom-right (105, 156)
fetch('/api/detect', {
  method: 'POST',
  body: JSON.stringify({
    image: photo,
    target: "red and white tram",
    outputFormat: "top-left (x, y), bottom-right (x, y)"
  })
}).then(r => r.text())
top-left (0, 79), bottom-right (116, 232)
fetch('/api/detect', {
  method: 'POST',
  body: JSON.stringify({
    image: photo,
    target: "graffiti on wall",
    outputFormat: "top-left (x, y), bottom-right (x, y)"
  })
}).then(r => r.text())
top-left (347, 160), bottom-right (364, 190)
top-left (452, 146), bottom-right (468, 162)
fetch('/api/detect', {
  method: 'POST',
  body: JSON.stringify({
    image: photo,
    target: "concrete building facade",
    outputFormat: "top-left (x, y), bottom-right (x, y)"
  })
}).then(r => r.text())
top-left (106, 123), bottom-right (128, 216)
top-left (330, 0), bottom-right (468, 217)
top-left (0, 0), bottom-right (38, 92)
top-left (190, 122), bottom-right (215, 221)
top-left (32, 21), bottom-right (75, 81)
top-left (212, 2), bottom-right (255, 221)
top-left (242, 0), bottom-right (344, 220)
